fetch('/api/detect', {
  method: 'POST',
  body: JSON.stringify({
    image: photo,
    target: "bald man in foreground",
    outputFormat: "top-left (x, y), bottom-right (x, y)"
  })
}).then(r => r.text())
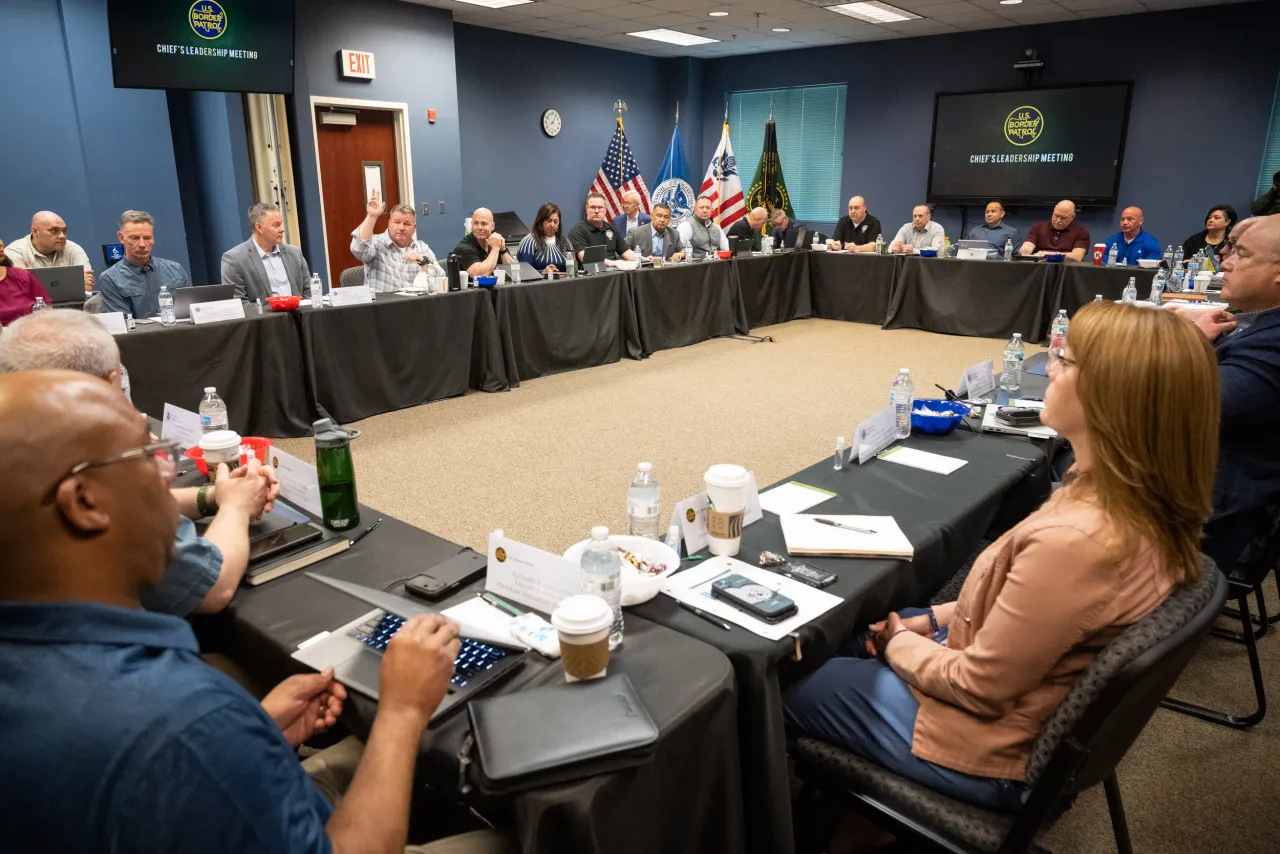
top-left (832, 196), bottom-right (882, 251)
top-left (1020, 199), bottom-right (1091, 261)
top-left (727, 206), bottom-right (768, 251)
top-left (453, 207), bottom-right (512, 277)
top-left (1102, 206), bottom-right (1161, 266)
top-left (5, 211), bottom-right (95, 291)
top-left (0, 371), bottom-right (512, 854)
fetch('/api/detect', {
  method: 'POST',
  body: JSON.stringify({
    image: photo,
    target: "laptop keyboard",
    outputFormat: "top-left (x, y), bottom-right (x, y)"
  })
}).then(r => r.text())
top-left (349, 611), bottom-right (513, 689)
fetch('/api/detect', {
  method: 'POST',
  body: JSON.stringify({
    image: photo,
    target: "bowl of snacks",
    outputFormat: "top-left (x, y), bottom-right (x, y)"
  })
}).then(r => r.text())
top-left (910, 399), bottom-right (971, 435)
top-left (266, 295), bottom-right (302, 311)
top-left (716, 250), bottom-right (732, 260)
top-left (563, 535), bottom-right (680, 605)
top-left (1137, 258), bottom-right (1161, 269)
top-left (1043, 253), bottom-right (1066, 263)
top-left (918, 248), bottom-right (938, 257)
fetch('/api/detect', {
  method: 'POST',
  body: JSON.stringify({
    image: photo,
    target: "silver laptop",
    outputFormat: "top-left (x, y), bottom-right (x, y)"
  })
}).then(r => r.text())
top-left (31, 266), bottom-right (87, 305)
top-left (957, 240), bottom-right (991, 260)
top-left (173, 284), bottom-right (236, 320)
top-left (292, 574), bottom-right (525, 721)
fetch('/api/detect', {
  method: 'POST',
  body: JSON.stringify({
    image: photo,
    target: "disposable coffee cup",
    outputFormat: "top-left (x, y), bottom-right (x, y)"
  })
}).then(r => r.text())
top-left (1092, 244), bottom-right (1105, 266)
top-left (551, 595), bottom-right (613, 682)
top-left (200, 430), bottom-right (242, 483)
top-left (651, 256), bottom-right (664, 268)
top-left (460, 272), bottom-right (471, 289)
top-left (495, 270), bottom-right (507, 285)
top-left (1194, 271), bottom-right (1213, 294)
top-left (704, 463), bottom-right (750, 557)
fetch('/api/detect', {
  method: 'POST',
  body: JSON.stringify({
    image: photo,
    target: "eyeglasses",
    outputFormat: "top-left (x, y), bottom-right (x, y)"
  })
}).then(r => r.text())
top-left (43, 439), bottom-right (181, 504)
top-left (1047, 347), bottom-right (1078, 372)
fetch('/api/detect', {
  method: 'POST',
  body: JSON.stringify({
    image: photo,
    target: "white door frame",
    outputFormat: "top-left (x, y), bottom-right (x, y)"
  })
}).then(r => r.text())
top-left (309, 95), bottom-right (414, 286)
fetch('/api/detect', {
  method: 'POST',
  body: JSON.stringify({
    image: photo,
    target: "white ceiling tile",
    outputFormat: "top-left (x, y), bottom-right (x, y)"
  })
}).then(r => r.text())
top-left (548, 10), bottom-right (617, 26)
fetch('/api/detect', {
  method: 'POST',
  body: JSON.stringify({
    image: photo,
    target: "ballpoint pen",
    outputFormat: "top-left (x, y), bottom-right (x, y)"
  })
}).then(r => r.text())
top-left (677, 600), bottom-right (732, 631)
top-left (814, 517), bottom-right (877, 535)
top-left (479, 591), bottom-right (525, 616)
top-left (349, 518), bottom-right (382, 546)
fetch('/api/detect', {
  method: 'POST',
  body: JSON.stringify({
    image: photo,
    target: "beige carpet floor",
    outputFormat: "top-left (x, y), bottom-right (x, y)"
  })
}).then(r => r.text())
top-left (275, 318), bottom-right (1278, 854)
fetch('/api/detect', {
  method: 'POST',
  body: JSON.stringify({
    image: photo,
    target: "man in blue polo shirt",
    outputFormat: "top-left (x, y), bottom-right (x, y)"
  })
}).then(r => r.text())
top-left (0, 370), bottom-right (507, 854)
top-left (1102, 206), bottom-right (1161, 266)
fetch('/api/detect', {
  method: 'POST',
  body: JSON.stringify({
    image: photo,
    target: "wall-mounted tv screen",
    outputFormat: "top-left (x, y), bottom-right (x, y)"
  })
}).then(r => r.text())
top-left (927, 83), bottom-right (1132, 205)
top-left (108, 0), bottom-right (294, 94)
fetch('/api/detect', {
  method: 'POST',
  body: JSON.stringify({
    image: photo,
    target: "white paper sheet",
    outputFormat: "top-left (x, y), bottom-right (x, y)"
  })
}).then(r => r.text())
top-left (95, 312), bottom-right (128, 335)
top-left (265, 446), bottom-right (323, 517)
top-left (779, 514), bottom-right (914, 559)
top-left (876, 446), bottom-right (968, 475)
top-left (441, 597), bottom-right (528, 649)
top-left (660, 556), bottom-right (844, 640)
top-left (758, 481), bottom-right (836, 516)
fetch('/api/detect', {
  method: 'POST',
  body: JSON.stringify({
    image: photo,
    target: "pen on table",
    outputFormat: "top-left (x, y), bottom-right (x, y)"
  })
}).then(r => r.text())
top-left (815, 517), bottom-right (877, 535)
top-left (479, 591), bottom-right (525, 616)
top-left (1006, 453), bottom-right (1037, 461)
top-left (349, 518), bottom-right (382, 546)
top-left (677, 600), bottom-right (732, 631)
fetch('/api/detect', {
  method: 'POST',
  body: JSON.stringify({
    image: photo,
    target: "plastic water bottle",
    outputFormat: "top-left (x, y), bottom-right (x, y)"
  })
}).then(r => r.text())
top-left (1163, 245), bottom-right (1175, 270)
top-left (1185, 254), bottom-right (1201, 286)
top-left (1106, 244), bottom-right (1119, 267)
top-left (198, 387), bottom-right (228, 433)
top-left (626, 462), bottom-right (661, 540)
top-left (309, 273), bottom-right (324, 309)
top-left (1003, 238), bottom-right (1013, 261)
top-left (1049, 310), bottom-right (1069, 350)
top-left (875, 234), bottom-right (885, 255)
top-left (890, 368), bottom-right (914, 440)
top-left (581, 525), bottom-right (623, 650)
top-left (120, 365), bottom-right (133, 404)
top-left (1148, 269), bottom-right (1167, 303)
top-left (999, 333), bottom-right (1025, 391)
top-left (566, 257), bottom-right (577, 278)
top-left (811, 233), bottom-right (821, 251)
top-left (1171, 267), bottom-right (1187, 292)
top-left (1121, 277), bottom-right (1138, 303)
top-left (31, 296), bottom-right (47, 314)
top-left (1172, 246), bottom-right (1184, 272)
top-left (158, 286), bottom-right (175, 327)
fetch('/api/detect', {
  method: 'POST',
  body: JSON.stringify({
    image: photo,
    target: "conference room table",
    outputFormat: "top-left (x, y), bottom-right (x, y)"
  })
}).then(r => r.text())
top-left (632, 428), bottom-right (1053, 854)
top-left (118, 253), bottom-right (1156, 438)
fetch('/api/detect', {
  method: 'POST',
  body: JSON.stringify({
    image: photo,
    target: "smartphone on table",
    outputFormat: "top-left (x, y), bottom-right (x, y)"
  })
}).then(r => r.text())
top-left (711, 574), bottom-right (798, 623)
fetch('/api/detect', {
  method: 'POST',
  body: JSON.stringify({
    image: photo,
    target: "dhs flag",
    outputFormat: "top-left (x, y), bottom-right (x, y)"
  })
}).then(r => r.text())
top-left (590, 117), bottom-right (651, 220)
top-left (652, 119), bottom-right (696, 226)
top-left (699, 122), bottom-right (745, 229)
top-left (746, 118), bottom-right (794, 230)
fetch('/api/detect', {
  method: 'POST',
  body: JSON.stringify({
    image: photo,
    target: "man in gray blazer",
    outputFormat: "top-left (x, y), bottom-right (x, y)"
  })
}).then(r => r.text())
top-left (626, 202), bottom-right (686, 262)
top-left (221, 202), bottom-right (311, 300)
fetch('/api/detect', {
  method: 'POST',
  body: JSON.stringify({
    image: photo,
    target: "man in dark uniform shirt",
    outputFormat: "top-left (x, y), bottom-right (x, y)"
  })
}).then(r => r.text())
top-left (452, 207), bottom-right (512, 277)
top-left (1020, 199), bottom-right (1091, 261)
top-left (832, 196), bottom-right (882, 252)
top-left (567, 193), bottom-right (637, 263)
top-left (727, 207), bottom-right (768, 251)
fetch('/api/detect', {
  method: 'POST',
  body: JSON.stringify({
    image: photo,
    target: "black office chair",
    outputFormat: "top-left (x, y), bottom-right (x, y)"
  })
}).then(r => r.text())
top-left (1161, 515), bottom-right (1280, 728)
top-left (338, 266), bottom-right (365, 289)
top-left (790, 561), bottom-right (1226, 854)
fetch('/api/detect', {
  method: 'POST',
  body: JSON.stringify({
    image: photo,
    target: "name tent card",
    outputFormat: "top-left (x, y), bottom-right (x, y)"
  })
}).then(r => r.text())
top-left (330, 285), bottom-right (373, 307)
top-left (853, 406), bottom-right (897, 465)
top-left (190, 299), bottom-right (246, 325)
top-left (670, 472), bottom-right (763, 555)
top-left (266, 446), bottom-right (323, 518)
top-left (959, 359), bottom-right (995, 399)
top-left (160, 403), bottom-right (203, 451)
top-left (95, 312), bottom-right (129, 335)
top-left (486, 531), bottom-right (582, 615)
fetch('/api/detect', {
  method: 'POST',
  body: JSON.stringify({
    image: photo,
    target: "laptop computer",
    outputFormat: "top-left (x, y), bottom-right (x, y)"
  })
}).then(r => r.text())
top-left (293, 573), bottom-right (526, 722)
top-left (580, 244), bottom-right (607, 275)
top-left (173, 284), bottom-right (236, 320)
top-left (957, 239), bottom-right (991, 260)
top-left (492, 210), bottom-right (529, 243)
top-left (31, 266), bottom-right (87, 306)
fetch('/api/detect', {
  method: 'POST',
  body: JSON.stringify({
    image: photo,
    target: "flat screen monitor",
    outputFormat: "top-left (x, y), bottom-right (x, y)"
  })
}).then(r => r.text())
top-left (107, 0), bottom-right (294, 94)
top-left (926, 83), bottom-right (1132, 206)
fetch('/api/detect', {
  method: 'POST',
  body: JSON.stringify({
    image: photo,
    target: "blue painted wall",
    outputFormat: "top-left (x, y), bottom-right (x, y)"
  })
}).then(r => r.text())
top-left (454, 24), bottom-right (676, 231)
top-left (0, 0), bottom-right (191, 274)
top-left (700, 1), bottom-right (1280, 247)
top-left (291, 0), bottom-right (464, 282)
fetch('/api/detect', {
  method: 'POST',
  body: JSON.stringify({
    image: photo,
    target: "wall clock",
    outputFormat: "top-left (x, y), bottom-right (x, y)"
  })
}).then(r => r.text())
top-left (542, 109), bottom-right (562, 138)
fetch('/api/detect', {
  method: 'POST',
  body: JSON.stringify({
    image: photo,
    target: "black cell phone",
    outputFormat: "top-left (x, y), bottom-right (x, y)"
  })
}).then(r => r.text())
top-left (772, 561), bottom-right (837, 589)
top-left (711, 574), bottom-right (798, 623)
top-left (995, 407), bottom-right (1043, 427)
top-left (402, 550), bottom-right (488, 602)
top-left (248, 524), bottom-right (323, 563)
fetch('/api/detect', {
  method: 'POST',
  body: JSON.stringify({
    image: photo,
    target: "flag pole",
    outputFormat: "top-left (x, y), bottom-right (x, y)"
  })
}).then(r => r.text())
top-left (614, 100), bottom-right (628, 187)
top-left (675, 101), bottom-right (680, 124)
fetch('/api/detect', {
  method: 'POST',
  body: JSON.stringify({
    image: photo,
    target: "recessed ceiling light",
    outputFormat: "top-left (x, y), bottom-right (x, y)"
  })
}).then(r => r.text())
top-left (772, 27), bottom-right (791, 32)
top-left (827, 2), bottom-right (921, 24)
top-left (708, 10), bottom-right (729, 16)
top-left (627, 28), bottom-right (720, 46)
top-left (450, 0), bottom-right (532, 7)
top-left (999, 0), bottom-right (1022, 5)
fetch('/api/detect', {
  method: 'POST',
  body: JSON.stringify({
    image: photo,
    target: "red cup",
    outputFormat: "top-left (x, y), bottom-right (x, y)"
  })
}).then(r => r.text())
top-left (1092, 244), bottom-right (1105, 266)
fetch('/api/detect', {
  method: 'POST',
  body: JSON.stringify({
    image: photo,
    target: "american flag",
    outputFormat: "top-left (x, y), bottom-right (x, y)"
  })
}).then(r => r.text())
top-left (590, 117), bottom-right (651, 219)
top-left (699, 122), bottom-right (745, 229)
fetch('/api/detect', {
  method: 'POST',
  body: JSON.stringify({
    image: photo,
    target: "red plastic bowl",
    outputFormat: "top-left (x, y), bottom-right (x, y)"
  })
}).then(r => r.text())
top-left (266, 295), bottom-right (302, 311)
top-left (716, 250), bottom-right (732, 259)
top-left (184, 436), bottom-right (274, 477)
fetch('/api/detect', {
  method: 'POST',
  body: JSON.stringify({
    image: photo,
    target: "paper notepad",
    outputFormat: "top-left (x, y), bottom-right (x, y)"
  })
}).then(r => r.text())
top-left (780, 514), bottom-right (914, 559)
top-left (876, 446), bottom-right (968, 475)
top-left (758, 481), bottom-right (835, 515)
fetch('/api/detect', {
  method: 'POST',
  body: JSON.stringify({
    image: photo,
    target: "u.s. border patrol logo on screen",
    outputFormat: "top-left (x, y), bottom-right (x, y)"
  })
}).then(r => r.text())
top-left (1004, 106), bottom-right (1043, 146)
top-left (190, 1), bottom-right (228, 40)
top-left (653, 178), bottom-right (696, 225)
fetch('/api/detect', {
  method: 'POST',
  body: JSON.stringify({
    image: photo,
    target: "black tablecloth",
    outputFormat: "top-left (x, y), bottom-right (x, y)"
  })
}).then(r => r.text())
top-left (631, 430), bottom-right (1051, 854)
top-left (886, 257), bottom-right (1059, 343)
top-left (119, 311), bottom-right (316, 437)
top-left (1054, 263), bottom-right (1158, 315)
top-left (808, 252), bottom-right (899, 325)
top-left (734, 252), bottom-right (812, 328)
top-left (630, 262), bottom-right (749, 354)
top-left (294, 291), bottom-right (506, 425)
top-left (488, 274), bottom-right (640, 386)
top-left (198, 512), bottom-right (744, 854)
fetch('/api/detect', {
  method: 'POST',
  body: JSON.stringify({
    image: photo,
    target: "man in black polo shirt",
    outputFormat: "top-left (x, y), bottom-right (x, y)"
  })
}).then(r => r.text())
top-left (727, 207), bottom-right (768, 251)
top-left (833, 196), bottom-right (882, 252)
top-left (568, 192), bottom-right (636, 264)
top-left (453, 207), bottom-right (512, 277)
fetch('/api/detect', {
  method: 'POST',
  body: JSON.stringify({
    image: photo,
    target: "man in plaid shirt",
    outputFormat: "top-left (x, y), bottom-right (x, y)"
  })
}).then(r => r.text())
top-left (350, 191), bottom-right (441, 292)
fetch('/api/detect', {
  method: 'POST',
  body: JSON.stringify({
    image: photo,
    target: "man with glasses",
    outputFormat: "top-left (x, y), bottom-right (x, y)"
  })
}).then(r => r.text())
top-left (0, 370), bottom-right (509, 854)
top-left (0, 309), bottom-right (277, 616)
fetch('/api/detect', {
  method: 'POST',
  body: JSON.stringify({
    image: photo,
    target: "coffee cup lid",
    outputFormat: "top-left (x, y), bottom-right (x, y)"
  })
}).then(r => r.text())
top-left (551, 595), bottom-right (613, 634)
top-left (199, 430), bottom-right (242, 451)
top-left (704, 463), bottom-right (750, 489)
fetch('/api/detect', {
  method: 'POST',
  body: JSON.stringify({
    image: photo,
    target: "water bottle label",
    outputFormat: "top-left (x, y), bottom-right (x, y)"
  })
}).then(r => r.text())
top-left (891, 391), bottom-right (911, 405)
top-left (627, 499), bottom-right (660, 515)
top-left (200, 415), bottom-right (212, 427)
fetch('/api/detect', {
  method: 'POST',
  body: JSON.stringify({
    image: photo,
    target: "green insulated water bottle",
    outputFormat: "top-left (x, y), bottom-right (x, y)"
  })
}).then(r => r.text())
top-left (313, 418), bottom-right (361, 531)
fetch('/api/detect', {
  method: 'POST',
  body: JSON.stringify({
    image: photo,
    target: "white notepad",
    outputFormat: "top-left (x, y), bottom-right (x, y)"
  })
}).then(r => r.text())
top-left (876, 446), bottom-right (968, 475)
top-left (780, 514), bottom-right (914, 559)
top-left (758, 481), bottom-right (836, 515)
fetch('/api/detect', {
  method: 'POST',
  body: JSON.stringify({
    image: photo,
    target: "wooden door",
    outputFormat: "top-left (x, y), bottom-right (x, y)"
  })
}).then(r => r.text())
top-left (314, 107), bottom-right (401, 286)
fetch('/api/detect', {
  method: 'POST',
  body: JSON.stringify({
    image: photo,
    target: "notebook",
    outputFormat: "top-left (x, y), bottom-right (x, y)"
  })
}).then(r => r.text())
top-left (779, 514), bottom-right (914, 559)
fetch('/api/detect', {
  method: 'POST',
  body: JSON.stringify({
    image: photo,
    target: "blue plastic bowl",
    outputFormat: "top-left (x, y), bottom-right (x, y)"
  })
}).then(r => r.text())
top-left (910, 399), bottom-right (970, 435)
top-left (919, 249), bottom-right (938, 257)
top-left (1043, 253), bottom-right (1066, 263)
top-left (476, 275), bottom-right (498, 287)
